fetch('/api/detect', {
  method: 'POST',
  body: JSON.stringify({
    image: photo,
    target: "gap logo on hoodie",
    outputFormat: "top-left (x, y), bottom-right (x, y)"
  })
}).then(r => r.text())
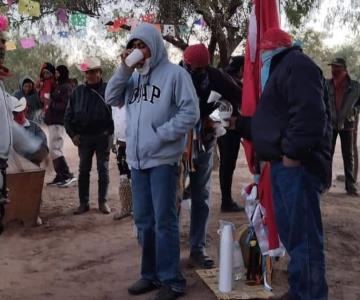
top-left (129, 83), bottom-right (161, 105)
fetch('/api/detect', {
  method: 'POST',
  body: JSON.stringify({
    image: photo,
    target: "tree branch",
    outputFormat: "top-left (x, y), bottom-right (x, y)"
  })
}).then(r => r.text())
top-left (163, 35), bottom-right (188, 51)
top-left (208, 33), bottom-right (217, 64)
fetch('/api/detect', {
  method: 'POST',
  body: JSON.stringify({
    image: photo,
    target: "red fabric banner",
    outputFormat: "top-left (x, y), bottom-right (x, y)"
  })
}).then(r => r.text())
top-left (241, 0), bottom-right (280, 251)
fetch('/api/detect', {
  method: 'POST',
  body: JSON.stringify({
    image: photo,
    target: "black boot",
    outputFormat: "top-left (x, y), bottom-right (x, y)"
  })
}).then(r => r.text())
top-left (57, 156), bottom-right (72, 179)
top-left (47, 158), bottom-right (63, 185)
top-left (74, 203), bottom-right (90, 215)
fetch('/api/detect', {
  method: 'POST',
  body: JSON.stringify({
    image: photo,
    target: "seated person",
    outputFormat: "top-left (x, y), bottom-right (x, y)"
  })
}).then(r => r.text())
top-left (11, 96), bottom-right (48, 165)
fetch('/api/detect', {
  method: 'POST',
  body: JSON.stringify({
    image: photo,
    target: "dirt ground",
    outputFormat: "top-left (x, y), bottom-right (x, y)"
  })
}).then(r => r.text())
top-left (0, 131), bottom-right (360, 300)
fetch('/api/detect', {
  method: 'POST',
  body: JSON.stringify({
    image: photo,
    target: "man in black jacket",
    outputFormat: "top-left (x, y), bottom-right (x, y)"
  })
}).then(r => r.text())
top-left (251, 29), bottom-right (330, 300)
top-left (182, 44), bottom-right (242, 268)
top-left (64, 58), bottom-right (114, 215)
top-left (326, 58), bottom-right (360, 196)
top-left (217, 56), bottom-right (245, 212)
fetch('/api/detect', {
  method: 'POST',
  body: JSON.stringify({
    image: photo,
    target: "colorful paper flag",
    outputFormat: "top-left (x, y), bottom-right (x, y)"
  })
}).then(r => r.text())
top-left (5, 40), bottom-right (16, 51)
top-left (70, 12), bottom-right (87, 27)
top-left (162, 25), bottom-right (175, 37)
top-left (20, 37), bottom-right (36, 49)
top-left (194, 18), bottom-right (206, 27)
top-left (141, 13), bottom-right (155, 23)
top-left (178, 25), bottom-right (189, 36)
top-left (57, 8), bottom-right (68, 25)
top-left (58, 31), bottom-right (69, 38)
top-left (113, 17), bottom-right (127, 29)
top-left (18, 0), bottom-right (41, 17)
top-left (107, 26), bottom-right (121, 33)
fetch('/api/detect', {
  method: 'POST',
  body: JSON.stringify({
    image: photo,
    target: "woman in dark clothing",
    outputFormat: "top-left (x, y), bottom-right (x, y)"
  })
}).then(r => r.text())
top-left (13, 76), bottom-right (42, 123)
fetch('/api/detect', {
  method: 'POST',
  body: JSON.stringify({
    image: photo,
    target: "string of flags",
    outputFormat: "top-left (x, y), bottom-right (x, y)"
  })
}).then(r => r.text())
top-left (1, 2), bottom-right (207, 51)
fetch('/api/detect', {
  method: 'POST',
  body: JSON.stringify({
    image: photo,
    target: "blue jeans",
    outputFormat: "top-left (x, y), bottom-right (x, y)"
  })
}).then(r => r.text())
top-left (131, 164), bottom-right (185, 293)
top-left (189, 149), bottom-right (213, 253)
top-left (271, 161), bottom-right (328, 300)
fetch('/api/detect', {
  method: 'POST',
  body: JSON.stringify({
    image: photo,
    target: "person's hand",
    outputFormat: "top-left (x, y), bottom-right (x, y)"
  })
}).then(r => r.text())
top-left (182, 149), bottom-right (190, 162)
top-left (203, 117), bottom-right (217, 130)
top-left (72, 135), bottom-right (81, 147)
top-left (225, 117), bottom-right (237, 130)
top-left (282, 155), bottom-right (301, 167)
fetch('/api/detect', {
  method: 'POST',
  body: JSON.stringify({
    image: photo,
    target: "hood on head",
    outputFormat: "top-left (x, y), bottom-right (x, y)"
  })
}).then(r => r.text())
top-left (126, 23), bottom-right (168, 69)
top-left (260, 28), bottom-right (293, 51)
top-left (56, 65), bottom-right (70, 83)
top-left (40, 62), bottom-right (56, 78)
top-left (19, 75), bottom-right (34, 90)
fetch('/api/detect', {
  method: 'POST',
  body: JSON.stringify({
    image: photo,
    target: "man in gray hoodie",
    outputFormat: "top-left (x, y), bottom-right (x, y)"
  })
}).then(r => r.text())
top-left (106, 23), bottom-right (199, 300)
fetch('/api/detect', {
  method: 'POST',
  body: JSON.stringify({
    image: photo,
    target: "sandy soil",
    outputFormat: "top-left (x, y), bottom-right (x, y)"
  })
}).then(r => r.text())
top-left (0, 132), bottom-right (359, 300)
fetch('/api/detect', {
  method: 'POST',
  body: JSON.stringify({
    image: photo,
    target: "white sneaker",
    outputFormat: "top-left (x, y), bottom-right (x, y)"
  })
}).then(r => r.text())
top-left (57, 177), bottom-right (77, 188)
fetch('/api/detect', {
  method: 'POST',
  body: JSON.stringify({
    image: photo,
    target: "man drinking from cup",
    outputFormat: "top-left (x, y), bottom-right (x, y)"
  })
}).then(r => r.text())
top-left (106, 23), bottom-right (199, 300)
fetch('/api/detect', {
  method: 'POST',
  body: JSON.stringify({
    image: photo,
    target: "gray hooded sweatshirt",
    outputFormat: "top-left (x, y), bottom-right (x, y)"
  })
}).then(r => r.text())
top-left (105, 23), bottom-right (199, 170)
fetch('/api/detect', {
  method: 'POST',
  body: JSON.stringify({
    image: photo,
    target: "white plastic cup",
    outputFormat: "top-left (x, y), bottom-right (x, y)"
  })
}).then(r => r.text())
top-left (208, 90), bottom-right (222, 103)
top-left (125, 48), bottom-right (144, 67)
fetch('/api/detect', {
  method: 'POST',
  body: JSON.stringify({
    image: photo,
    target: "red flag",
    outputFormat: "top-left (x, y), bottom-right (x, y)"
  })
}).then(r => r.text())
top-left (241, 0), bottom-right (281, 251)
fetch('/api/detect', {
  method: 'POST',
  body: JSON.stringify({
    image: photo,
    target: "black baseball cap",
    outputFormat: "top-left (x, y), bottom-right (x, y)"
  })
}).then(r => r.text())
top-left (328, 58), bottom-right (347, 68)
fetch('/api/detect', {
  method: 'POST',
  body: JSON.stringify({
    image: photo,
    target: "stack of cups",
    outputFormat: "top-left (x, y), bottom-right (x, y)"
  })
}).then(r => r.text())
top-left (218, 224), bottom-right (233, 293)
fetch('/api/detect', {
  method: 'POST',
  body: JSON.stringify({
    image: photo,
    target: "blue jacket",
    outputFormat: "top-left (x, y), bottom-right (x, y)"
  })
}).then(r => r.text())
top-left (251, 46), bottom-right (332, 186)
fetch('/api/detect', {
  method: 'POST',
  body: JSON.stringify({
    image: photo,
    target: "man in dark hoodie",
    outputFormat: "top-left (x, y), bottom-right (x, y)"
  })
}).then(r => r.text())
top-left (65, 58), bottom-right (113, 215)
top-left (251, 28), bottom-right (330, 300)
top-left (45, 65), bottom-right (76, 187)
top-left (106, 23), bottom-right (199, 300)
top-left (13, 76), bottom-right (42, 123)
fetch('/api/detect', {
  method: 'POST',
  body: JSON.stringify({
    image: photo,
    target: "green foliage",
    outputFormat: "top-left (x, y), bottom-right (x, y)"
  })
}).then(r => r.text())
top-left (296, 29), bottom-right (360, 81)
top-left (282, 0), bottom-right (319, 28)
top-left (4, 43), bottom-right (64, 92)
top-left (3, 43), bottom-right (117, 93)
top-left (325, 1), bottom-right (360, 33)
top-left (296, 29), bottom-right (331, 76)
